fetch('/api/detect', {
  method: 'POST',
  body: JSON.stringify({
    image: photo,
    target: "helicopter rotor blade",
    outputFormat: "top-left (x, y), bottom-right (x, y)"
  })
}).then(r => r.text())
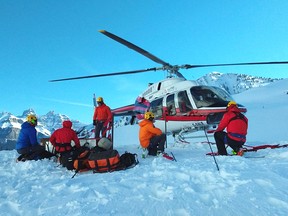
top-left (99, 30), bottom-right (171, 67)
top-left (184, 61), bottom-right (288, 69)
top-left (49, 29), bottom-right (288, 82)
top-left (49, 67), bottom-right (160, 82)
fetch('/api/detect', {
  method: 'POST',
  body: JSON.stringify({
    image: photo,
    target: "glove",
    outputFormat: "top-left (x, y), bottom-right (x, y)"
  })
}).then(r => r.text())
top-left (93, 120), bottom-right (98, 125)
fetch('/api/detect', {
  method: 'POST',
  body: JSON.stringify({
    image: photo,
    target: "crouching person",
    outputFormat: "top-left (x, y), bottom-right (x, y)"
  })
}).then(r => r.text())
top-left (139, 111), bottom-right (166, 157)
top-left (16, 114), bottom-right (54, 162)
top-left (214, 101), bottom-right (248, 156)
top-left (49, 120), bottom-right (81, 154)
top-left (49, 120), bottom-right (82, 170)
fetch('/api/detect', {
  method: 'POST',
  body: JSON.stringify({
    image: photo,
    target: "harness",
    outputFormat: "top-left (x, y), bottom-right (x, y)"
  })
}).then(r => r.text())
top-left (228, 112), bottom-right (247, 141)
top-left (228, 112), bottom-right (248, 125)
top-left (54, 143), bottom-right (72, 153)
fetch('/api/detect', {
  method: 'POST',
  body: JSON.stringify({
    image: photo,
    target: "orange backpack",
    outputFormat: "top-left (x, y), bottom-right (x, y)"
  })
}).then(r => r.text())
top-left (88, 149), bottom-right (123, 173)
top-left (73, 149), bottom-right (91, 172)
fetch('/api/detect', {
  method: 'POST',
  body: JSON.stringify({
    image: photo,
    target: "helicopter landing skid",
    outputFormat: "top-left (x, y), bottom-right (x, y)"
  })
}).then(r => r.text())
top-left (174, 134), bottom-right (190, 144)
top-left (174, 122), bottom-right (208, 144)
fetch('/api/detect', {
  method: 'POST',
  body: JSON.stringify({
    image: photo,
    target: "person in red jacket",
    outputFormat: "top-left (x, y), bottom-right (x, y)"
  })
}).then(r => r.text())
top-left (49, 120), bottom-right (80, 154)
top-left (93, 97), bottom-right (113, 139)
top-left (139, 111), bottom-right (166, 156)
top-left (214, 101), bottom-right (248, 156)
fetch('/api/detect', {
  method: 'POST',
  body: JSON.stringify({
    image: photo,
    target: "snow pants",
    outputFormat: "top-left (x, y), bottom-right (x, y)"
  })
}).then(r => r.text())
top-left (148, 134), bottom-right (166, 156)
top-left (95, 121), bottom-right (104, 139)
top-left (214, 131), bottom-right (244, 155)
top-left (17, 145), bottom-right (53, 160)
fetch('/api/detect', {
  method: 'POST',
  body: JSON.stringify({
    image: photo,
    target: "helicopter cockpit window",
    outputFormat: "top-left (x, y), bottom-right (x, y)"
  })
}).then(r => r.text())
top-left (190, 86), bottom-right (233, 108)
top-left (166, 94), bottom-right (176, 116)
top-left (149, 98), bottom-right (163, 119)
top-left (177, 91), bottom-right (193, 113)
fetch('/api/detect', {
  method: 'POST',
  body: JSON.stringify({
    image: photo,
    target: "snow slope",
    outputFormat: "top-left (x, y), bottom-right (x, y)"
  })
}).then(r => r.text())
top-left (0, 79), bottom-right (288, 216)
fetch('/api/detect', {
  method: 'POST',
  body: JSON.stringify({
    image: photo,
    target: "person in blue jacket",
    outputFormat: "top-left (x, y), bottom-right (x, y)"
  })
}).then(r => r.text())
top-left (16, 114), bottom-right (51, 161)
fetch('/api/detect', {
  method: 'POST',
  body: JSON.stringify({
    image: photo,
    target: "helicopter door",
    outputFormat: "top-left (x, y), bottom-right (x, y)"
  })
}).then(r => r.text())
top-left (165, 94), bottom-right (176, 116)
top-left (149, 98), bottom-right (163, 119)
top-left (177, 91), bottom-right (193, 113)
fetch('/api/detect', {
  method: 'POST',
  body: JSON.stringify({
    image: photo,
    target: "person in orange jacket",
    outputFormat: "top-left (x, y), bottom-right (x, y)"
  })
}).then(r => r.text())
top-left (49, 120), bottom-right (81, 154)
top-left (214, 101), bottom-right (248, 155)
top-left (139, 111), bottom-right (166, 156)
top-left (93, 97), bottom-right (113, 139)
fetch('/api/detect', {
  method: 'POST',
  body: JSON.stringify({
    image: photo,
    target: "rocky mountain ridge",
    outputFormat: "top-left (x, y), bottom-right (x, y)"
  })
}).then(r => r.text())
top-left (196, 72), bottom-right (280, 94)
top-left (0, 108), bottom-right (86, 150)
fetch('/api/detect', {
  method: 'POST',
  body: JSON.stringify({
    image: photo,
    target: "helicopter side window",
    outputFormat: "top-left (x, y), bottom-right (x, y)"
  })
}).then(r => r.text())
top-left (149, 98), bottom-right (163, 118)
top-left (166, 94), bottom-right (176, 116)
top-left (177, 91), bottom-right (193, 113)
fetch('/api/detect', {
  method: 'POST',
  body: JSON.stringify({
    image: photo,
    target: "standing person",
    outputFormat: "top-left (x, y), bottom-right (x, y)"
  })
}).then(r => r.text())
top-left (93, 97), bottom-right (113, 139)
top-left (49, 120), bottom-right (81, 154)
top-left (139, 111), bottom-right (166, 156)
top-left (214, 101), bottom-right (248, 156)
top-left (16, 114), bottom-right (52, 161)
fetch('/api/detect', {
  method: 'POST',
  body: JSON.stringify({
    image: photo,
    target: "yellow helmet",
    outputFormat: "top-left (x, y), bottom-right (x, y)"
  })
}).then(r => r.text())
top-left (144, 111), bottom-right (155, 120)
top-left (227, 101), bottom-right (237, 108)
top-left (27, 114), bottom-right (37, 125)
top-left (97, 97), bottom-right (103, 102)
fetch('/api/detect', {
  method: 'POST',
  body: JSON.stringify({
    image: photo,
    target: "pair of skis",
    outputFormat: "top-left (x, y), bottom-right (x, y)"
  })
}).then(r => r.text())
top-left (203, 141), bottom-right (288, 158)
top-left (206, 152), bottom-right (265, 158)
top-left (142, 150), bottom-right (177, 161)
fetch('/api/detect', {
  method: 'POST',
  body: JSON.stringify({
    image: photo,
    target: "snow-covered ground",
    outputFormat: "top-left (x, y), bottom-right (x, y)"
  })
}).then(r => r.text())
top-left (0, 79), bottom-right (287, 216)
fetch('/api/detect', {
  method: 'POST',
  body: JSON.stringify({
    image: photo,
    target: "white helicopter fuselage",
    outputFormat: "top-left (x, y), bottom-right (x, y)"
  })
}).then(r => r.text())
top-left (135, 77), bottom-right (243, 136)
top-left (141, 77), bottom-right (198, 101)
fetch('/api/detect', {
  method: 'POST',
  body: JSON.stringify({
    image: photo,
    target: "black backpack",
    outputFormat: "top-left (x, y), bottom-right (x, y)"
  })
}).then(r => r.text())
top-left (60, 146), bottom-right (90, 170)
top-left (119, 152), bottom-right (139, 169)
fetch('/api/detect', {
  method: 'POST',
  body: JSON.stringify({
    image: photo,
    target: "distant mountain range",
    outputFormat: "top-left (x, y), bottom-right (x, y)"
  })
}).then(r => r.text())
top-left (0, 72), bottom-right (281, 150)
top-left (196, 72), bottom-right (280, 94)
top-left (0, 109), bottom-right (87, 150)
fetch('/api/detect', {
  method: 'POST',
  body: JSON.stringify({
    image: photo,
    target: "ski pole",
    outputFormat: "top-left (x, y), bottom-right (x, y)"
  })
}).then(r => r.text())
top-left (204, 129), bottom-right (220, 171)
top-left (164, 111), bottom-right (168, 148)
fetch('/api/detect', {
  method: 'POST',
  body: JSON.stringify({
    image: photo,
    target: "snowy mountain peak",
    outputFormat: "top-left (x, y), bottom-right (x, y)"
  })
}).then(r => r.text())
top-left (21, 108), bottom-right (36, 118)
top-left (197, 72), bottom-right (281, 94)
top-left (0, 109), bottom-right (86, 150)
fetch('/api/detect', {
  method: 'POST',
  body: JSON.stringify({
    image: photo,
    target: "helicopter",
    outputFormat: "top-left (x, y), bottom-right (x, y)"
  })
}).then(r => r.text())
top-left (50, 30), bottom-right (288, 142)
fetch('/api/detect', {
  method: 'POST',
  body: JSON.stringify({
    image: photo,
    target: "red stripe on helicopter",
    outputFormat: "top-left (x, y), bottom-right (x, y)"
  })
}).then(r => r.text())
top-left (112, 105), bottom-right (135, 114)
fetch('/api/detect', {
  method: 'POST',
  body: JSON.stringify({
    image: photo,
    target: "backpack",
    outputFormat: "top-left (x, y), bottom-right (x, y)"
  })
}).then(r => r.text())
top-left (119, 152), bottom-right (139, 169)
top-left (73, 149), bottom-right (91, 172)
top-left (91, 145), bottom-right (106, 153)
top-left (59, 151), bottom-right (77, 170)
top-left (60, 146), bottom-right (90, 170)
top-left (88, 149), bottom-right (123, 173)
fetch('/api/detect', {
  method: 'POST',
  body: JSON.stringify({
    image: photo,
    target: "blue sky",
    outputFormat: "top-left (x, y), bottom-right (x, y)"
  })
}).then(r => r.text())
top-left (1, 0), bottom-right (288, 124)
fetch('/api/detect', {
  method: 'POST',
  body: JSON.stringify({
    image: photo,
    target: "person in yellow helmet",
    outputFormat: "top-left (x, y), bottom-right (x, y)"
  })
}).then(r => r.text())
top-left (139, 111), bottom-right (166, 156)
top-left (16, 114), bottom-right (54, 161)
top-left (214, 101), bottom-right (248, 156)
top-left (93, 97), bottom-right (113, 140)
